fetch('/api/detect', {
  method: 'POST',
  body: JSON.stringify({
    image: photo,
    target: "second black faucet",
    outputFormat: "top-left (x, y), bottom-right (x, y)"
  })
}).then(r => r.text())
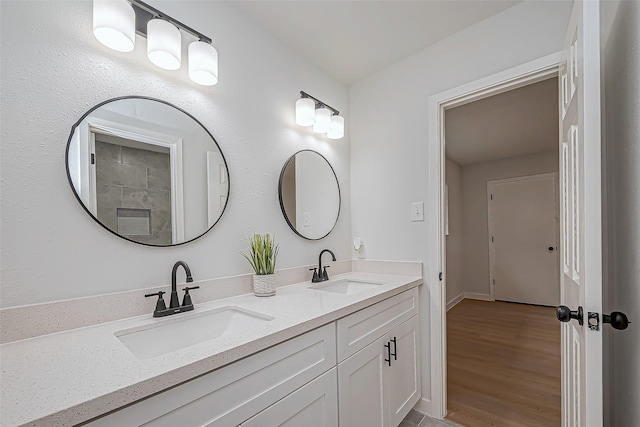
top-left (145, 261), bottom-right (199, 317)
top-left (311, 249), bottom-right (336, 283)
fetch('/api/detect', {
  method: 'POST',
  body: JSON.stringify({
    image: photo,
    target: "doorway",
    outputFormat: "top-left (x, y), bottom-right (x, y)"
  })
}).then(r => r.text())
top-left (425, 52), bottom-right (564, 420)
top-left (442, 77), bottom-right (561, 424)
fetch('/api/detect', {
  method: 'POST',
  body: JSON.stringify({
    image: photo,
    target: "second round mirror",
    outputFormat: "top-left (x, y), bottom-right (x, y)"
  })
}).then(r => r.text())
top-left (278, 150), bottom-right (340, 240)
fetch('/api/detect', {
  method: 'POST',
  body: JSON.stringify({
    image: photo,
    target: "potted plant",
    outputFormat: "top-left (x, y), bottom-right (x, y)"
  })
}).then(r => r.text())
top-left (240, 234), bottom-right (280, 296)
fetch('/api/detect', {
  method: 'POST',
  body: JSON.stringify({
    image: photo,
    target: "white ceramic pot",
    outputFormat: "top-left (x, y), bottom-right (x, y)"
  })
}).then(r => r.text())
top-left (253, 274), bottom-right (276, 297)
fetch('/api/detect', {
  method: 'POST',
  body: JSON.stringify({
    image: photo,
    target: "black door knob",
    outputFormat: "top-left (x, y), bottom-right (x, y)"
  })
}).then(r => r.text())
top-left (556, 305), bottom-right (584, 325)
top-left (603, 311), bottom-right (630, 330)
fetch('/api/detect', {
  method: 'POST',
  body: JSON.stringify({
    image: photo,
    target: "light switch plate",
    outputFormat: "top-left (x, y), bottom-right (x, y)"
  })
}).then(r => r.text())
top-left (411, 202), bottom-right (424, 221)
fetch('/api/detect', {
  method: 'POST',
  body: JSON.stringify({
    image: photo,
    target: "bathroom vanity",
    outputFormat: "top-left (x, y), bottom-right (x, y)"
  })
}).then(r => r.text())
top-left (1, 270), bottom-right (422, 427)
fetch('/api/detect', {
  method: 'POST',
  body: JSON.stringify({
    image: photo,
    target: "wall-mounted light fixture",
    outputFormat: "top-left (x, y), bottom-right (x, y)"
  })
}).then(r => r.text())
top-left (92, 0), bottom-right (218, 86)
top-left (295, 91), bottom-right (344, 140)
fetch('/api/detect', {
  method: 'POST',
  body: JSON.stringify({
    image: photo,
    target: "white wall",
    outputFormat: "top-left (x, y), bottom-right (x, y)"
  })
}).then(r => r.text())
top-left (349, 0), bottom-right (571, 406)
top-left (0, 0), bottom-right (350, 308)
top-left (601, 0), bottom-right (640, 424)
top-left (445, 158), bottom-right (463, 304)
top-left (461, 151), bottom-right (558, 296)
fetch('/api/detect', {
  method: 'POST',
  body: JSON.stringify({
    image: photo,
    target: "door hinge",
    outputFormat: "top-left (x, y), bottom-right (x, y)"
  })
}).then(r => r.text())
top-left (91, 153), bottom-right (95, 165)
top-left (439, 272), bottom-right (443, 281)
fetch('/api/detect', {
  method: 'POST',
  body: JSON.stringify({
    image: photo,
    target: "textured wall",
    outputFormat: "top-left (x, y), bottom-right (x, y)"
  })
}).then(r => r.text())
top-left (602, 0), bottom-right (640, 424)
top-left (0, 1), bottom-right (350, 307)
top-left (349, 0), bottom-right (571, 404)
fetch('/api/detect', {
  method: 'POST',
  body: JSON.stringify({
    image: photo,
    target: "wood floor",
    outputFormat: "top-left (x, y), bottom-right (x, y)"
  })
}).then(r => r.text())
top-left (445, 299), bottom-right (561, 427)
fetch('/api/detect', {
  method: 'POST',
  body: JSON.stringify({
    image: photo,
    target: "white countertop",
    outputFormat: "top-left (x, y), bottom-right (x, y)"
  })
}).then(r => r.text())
top-left (0, 272), bottom-right (421, 426)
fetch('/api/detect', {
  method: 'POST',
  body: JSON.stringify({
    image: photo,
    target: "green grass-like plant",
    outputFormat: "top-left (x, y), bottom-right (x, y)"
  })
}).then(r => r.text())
top-left (240, 234), bottom-right (280, 275)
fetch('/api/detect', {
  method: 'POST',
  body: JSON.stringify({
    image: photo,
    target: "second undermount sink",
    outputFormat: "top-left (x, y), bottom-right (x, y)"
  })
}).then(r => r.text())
top-left (309, 279), bottom-right (384, 295)
top-left (115, 306), bottom-right (274, 359)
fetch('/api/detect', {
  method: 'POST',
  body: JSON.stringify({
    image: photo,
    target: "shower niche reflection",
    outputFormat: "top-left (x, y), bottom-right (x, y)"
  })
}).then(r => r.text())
top-left (94, 134), bottom-right (173, 245)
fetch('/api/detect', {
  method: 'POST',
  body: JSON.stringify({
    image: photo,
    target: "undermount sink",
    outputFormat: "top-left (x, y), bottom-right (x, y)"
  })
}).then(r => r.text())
top-left (308, 279), bottom-right (384, 295)
top-left (115, 306), bottom-right (274, 359)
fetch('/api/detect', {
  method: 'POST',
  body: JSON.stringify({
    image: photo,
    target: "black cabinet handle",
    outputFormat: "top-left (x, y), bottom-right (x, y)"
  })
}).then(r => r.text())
top-left (390, 337), bottom-right (397, 360)
top-left (384, 342), bottom-right (391, 366)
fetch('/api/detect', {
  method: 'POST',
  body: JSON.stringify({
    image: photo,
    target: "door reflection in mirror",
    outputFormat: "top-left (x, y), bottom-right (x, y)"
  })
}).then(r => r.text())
top-left (66, 97), bottom-right (229, 246)
top-left (278, 150), bottom-right (340, 240)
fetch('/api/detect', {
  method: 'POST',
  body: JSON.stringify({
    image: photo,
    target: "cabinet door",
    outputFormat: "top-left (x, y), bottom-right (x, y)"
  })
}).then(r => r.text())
top-left (337, 335), bottom-right (388, 427)
top-left (387, 315), bottom-right (421, 427)
top-left (241, 368), bottom-right (338, 427)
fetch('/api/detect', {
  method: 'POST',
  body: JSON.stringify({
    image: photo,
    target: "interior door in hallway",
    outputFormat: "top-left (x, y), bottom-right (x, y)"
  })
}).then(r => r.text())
top-left (558, 0), bottom-right (604, 425)
top-left (489, 174), bottom-right (560, 306)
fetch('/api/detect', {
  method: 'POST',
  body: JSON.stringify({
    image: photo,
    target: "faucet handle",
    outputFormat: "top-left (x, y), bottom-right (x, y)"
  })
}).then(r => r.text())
top-left (322, 265), bottom-right (331, 280)
top-left (145, 291), bottom-right (167, 312)
top-left (309, 268), bottom-right (320, 283)
top-left (182, 286), bottom-right (199, 307)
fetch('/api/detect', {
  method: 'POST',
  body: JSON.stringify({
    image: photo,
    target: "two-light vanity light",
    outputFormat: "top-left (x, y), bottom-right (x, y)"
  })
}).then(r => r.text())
top-left (295, 91), bottom-right (345, 140)
top-left (92, 0), bottom-right (218, 86)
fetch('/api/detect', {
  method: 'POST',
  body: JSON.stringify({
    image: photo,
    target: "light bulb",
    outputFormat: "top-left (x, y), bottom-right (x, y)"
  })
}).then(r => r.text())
top-left (147, 19), bottom-right (181, 70)
top-left (313, 107), bottom-right (331, 133)
top-left (327, 115), bottom-right (344, 139)
top-left (295, 98), bottom-right (315, 126)
top-left (189, 41), bottom-right (218, 86)
top-left (93, 0), bottom-right (135, 52)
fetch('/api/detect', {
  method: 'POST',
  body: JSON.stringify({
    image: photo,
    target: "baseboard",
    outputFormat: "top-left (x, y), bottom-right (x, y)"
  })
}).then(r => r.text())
top-left (464, 292), bottom-right (493, 301)
top-left (447, 292), bottom-right (493, 311)
top-left (413, 397), bottom-right (433, 417)
top-left (446, 293), bottom-right (464, 311)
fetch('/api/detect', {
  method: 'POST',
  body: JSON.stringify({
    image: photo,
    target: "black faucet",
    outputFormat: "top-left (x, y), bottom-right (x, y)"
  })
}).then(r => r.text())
top-left (171, 261), bottom-right (193, 308)
top-left (145, 261), bottom-right (199, 317)
top-left (311, 249), bottom-right (336, 283)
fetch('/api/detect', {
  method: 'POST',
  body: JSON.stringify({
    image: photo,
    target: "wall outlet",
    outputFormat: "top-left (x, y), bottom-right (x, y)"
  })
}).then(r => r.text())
top-left (411, 202), bottom-right (424, 221)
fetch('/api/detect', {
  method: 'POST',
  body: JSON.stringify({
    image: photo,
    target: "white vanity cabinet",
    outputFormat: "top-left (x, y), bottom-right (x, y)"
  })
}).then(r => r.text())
top-left (241, 368), bottom-right (338, 427)
top-left (86, 324), bottom-right (336, 427)
top-left (336, 288), bottom-right (421, 427)
top-left (85, 287), bottom-right (420, 427)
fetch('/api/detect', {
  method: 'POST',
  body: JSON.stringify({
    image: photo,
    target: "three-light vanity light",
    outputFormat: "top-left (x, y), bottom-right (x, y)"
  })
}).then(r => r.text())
top-left (295, 91), bottom-right (345, 140)
top-left (92, 0), bottom-right (218, 86)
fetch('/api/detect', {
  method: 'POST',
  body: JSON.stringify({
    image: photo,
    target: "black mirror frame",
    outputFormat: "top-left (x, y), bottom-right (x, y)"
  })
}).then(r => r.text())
top-left (65, 95), bottom-right (230, 247)
top-left (278, 149), bottom-right (341, 240)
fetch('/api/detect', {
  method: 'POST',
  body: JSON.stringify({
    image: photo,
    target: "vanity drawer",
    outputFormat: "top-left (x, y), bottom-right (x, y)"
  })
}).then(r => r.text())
top-left (336, 288), bottom-right (418, 362)
top-left (87, 323), bottom-right (336, 427)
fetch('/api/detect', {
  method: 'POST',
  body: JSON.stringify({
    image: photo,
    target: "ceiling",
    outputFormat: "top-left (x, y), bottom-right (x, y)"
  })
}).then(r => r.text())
top-left (232, 1), bottom-right (522, 84)
top-left (445, 77), bottom-right (559, 166)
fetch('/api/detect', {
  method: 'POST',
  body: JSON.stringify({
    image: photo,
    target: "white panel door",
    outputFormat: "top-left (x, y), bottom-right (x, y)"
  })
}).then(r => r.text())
top-left (558, 1), bottom-right (603, 425)
top-left (489, 174), bottom-right (560, 306)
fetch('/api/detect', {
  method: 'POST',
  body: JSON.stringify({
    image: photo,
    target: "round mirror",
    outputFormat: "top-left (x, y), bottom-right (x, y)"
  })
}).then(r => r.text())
top-left (278, 150), bottom-right (340, 240)
top-left (66, 96), bottom-right (230, 246)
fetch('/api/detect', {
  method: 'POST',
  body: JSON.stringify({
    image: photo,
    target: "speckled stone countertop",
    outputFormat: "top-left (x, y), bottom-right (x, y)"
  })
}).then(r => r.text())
top-left (0, 272), bottom-right (422, 427)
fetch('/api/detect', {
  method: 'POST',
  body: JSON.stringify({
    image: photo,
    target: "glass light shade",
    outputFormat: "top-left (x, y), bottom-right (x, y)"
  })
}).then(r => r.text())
top-left (93, 0), bottom-right (135, 52)
top-left (313, 107), bottom-right (331, 133)
top-left (147, 19), bottom-right (182, 70)
top-left (327, 115), bottom-right (345, 139)
top-left (188, 42), bottom-right (218, 86)
top-left (295, 98), bottom-right (315, 126)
